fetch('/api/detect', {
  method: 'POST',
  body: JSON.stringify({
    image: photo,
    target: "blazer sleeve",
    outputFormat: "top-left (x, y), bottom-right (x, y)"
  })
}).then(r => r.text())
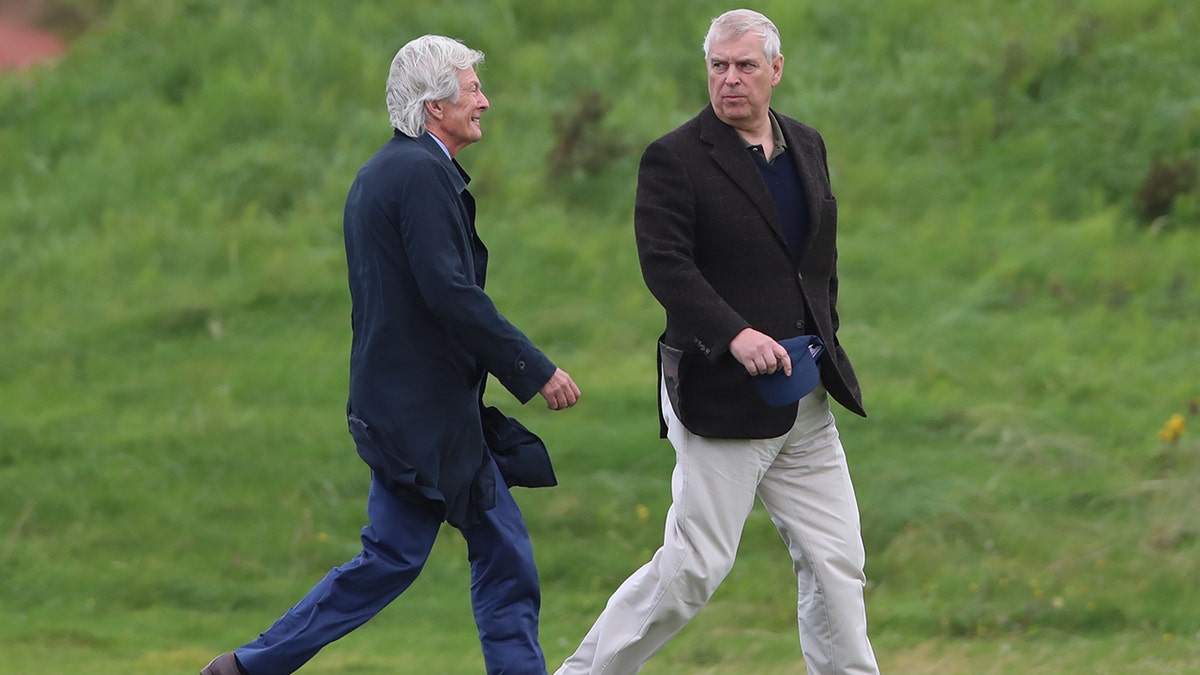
top-left (396, 157), bottom-right (555, 402)
top-left (634, 139), bottom-right (750, 359)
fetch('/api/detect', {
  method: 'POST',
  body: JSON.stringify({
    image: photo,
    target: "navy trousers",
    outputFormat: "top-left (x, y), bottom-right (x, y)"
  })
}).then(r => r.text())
top-left (234, 461), bottom-right (546, 674)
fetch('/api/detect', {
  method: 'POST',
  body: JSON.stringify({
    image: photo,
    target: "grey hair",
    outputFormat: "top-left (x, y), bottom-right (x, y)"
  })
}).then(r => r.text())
top-left (386, 35), bottom-right (485, 137)
top-left (702, 9), bottom-right (781, 61)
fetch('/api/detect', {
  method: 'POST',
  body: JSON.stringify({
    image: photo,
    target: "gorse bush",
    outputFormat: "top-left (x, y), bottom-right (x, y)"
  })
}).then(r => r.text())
top-left (1135, 157), bottom-right (1198, 225)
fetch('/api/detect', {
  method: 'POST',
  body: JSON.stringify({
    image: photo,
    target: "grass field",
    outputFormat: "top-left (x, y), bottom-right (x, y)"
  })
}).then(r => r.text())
top-left (2, 0), bottom-right (1199, 673)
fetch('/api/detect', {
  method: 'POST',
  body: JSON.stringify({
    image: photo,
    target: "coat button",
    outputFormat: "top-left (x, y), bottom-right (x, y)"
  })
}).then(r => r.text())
top-left (517, 360), bottom-right (526, 371)
top-left (794, 320), bottom-right (805, 330)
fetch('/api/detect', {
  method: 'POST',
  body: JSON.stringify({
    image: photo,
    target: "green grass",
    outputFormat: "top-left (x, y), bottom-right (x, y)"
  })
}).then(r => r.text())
top-left (2, 0), bottom-right (1199, 672)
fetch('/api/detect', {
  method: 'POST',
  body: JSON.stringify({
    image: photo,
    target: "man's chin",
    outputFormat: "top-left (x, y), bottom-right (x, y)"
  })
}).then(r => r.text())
top-left (715, 108), bottom-right (750, 125)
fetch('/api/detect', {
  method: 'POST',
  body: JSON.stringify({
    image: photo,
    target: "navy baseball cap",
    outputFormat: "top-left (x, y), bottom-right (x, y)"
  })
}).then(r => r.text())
top-left (752, 335), bottom-right (825, 407)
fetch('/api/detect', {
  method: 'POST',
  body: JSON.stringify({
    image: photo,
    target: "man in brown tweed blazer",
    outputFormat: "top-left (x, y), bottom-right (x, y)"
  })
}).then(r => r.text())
top-left (556, 9), bottom-right (879, 675)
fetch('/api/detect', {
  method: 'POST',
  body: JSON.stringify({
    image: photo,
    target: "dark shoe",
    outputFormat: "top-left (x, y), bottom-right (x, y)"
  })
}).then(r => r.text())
top-left (201, 652), bottom-right (243, 675)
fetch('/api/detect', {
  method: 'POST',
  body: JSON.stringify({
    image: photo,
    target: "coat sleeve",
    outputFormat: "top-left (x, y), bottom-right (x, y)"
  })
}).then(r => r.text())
top-left (634, 139), bottom-right (750, 360)
top-left (395, 157), bottom-right (555, 402)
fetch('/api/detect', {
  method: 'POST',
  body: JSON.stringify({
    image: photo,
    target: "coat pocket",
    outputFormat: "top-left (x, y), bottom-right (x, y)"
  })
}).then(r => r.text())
top-left (347, 412), bottom-right (422, 494)
top-left (480, 405), bottom-right (556, 488)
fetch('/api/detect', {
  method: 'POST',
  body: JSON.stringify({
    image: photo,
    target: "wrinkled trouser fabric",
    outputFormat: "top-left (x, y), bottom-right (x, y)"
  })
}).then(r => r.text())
top-left (236, 461), bottom-right (546, 675)
top-left (556, 383), bottom-right (878, 675)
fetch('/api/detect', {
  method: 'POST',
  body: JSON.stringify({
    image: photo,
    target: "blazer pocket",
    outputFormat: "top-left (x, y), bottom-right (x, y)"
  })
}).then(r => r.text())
top-left (659, 340), bottom-right (685, 424)
top-left (820, 196), bottom-right (838, 227)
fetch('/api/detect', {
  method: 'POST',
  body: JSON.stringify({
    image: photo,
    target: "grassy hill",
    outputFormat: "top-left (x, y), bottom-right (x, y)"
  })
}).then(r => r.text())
top-left (2, 0), bottom-right (1198, 672)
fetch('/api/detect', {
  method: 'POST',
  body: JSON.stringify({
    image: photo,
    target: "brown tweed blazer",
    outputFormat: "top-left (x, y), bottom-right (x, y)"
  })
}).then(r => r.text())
top-left (635, 104), bottom-right (865, 439)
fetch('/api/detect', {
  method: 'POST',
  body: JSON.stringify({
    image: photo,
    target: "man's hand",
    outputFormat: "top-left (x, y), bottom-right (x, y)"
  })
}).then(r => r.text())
top-left (539, 368), bottom-right (581, 410)
top-left (729, 328), bottom-right (792, 377)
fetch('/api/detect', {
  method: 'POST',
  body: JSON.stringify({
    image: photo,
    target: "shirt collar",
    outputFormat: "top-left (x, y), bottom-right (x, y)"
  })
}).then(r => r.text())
top-left (745, 112), bottom-right (787, 162)
top-left (426, 131), bottom-right (452, 160)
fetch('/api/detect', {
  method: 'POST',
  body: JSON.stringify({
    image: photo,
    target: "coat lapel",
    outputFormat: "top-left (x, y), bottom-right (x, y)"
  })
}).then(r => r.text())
top-left (413, 132), bottom-right (487, 286)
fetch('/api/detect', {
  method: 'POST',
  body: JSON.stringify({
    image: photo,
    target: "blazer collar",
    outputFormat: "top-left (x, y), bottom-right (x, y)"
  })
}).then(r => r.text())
top-left (698, 105), bottom-right (780, 232)
top-left (697, 105), bottom-right (826, 249)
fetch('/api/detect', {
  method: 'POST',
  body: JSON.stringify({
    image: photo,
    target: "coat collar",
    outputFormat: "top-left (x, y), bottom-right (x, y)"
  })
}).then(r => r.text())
top-left (396, 130), bottom-right (477, 234)
top-left (407, 129), bottom-right (472, 193)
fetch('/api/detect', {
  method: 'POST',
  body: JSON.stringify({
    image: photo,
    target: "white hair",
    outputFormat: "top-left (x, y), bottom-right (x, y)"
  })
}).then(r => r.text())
top-left (385, 35), bottom-right (484, 137)
top-left (702, 8), bottom-right (781, 61)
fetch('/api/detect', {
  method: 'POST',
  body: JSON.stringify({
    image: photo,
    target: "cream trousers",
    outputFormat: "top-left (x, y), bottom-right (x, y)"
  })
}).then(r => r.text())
top-left (556, 383), bottom-right (879, 675)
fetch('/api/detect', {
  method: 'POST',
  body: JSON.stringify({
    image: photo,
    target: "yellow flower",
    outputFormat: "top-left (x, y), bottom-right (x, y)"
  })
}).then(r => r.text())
top-left (636, 504), bottom-right (650, 521)
top-left (1157, 413), bottom-right (1186, 442)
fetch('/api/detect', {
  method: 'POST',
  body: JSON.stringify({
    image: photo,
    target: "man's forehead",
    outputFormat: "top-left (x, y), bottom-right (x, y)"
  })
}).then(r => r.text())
top-left (707, 39), bottom-right (766, 62)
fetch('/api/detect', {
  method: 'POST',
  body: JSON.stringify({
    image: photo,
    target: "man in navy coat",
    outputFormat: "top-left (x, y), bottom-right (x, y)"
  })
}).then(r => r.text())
top-left (203, 35), bottom-right (580, 675)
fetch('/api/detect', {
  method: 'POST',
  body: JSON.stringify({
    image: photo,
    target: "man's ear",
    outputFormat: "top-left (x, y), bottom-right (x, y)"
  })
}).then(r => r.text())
top-left (425, 100), bottom-right (443, 119)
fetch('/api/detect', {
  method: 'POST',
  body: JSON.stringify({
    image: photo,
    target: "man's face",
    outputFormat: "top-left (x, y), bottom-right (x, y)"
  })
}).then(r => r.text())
top-left (431, 68), bottom-right (489, 156)
top-left (706, 31), bottom-right (783, 129)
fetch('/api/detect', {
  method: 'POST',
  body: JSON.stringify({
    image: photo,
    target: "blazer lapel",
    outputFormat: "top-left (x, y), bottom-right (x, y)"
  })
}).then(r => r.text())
top-left (698, 106), bottom-right (786, 245)
top-left (778, 116), bottom-right (826, 245)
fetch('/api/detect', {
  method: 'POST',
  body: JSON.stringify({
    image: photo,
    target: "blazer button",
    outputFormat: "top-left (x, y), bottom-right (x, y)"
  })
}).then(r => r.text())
top-left (517, 360), bottom-right (526, 371)
top-left (794, 320), bottom-right (805, 330)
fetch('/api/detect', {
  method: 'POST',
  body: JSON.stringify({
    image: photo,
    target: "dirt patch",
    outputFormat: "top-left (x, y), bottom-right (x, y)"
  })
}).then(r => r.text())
top-left (0, 0), bottom-right (68, 70)
top-left (0, 18), bottom-right (65, 69)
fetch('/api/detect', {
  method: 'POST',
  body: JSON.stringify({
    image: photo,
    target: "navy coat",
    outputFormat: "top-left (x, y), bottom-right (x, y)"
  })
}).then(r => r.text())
top-left (343, 131), bottom-right (556, 527)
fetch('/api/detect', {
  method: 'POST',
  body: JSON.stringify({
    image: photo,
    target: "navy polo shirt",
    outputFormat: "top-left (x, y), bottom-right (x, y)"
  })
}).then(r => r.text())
top-left (747, 114), bottom-right (810, 263)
